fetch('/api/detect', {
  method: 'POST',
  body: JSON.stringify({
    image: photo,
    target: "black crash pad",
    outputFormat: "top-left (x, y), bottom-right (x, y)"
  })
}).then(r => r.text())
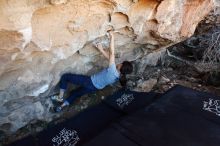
top-left (8, 89), bottom-right (159, 146)
top-left (84, 85), bottom-right (220, 146)
top-left (9, 85), bottom-right (220, 146)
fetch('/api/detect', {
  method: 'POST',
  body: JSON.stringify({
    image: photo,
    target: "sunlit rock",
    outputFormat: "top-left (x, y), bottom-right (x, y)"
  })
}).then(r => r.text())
top-left (0, 0), bottom-right (217, 133)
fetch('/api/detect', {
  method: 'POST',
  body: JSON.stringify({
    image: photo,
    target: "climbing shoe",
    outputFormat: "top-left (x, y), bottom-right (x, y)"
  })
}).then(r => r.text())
top-left (54, 106), bottom-right (63, 113)
top-left (50, 95), bottom-right (64, 103)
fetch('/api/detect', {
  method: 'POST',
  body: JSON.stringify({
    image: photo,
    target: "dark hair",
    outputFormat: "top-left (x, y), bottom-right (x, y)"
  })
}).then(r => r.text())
top-left (119, 61), bottom-right (133, 87)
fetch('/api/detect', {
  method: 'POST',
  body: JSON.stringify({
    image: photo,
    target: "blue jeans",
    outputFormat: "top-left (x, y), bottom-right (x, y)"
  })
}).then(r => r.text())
top-left (60, 73), bottom-right (98, 105)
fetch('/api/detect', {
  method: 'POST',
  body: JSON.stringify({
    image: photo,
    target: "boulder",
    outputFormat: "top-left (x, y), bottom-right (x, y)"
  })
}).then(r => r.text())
top-left (0, 0), bottom-right (216, 133)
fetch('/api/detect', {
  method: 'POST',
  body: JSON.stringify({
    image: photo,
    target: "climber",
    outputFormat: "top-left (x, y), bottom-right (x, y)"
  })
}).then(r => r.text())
top-left (51, 30), bottom-right (133, 112)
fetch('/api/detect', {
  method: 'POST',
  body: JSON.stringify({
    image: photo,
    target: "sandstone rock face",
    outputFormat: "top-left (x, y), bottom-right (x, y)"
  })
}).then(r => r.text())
top-left (0, 0), bottom-right (216, 133)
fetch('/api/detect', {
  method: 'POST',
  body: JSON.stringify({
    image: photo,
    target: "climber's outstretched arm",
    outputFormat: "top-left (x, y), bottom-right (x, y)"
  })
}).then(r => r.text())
top-left (96, 43), bottom-right (109, 60)
top-left (95, 31), bottom-right (115, 66)
top-left (108, 31), bottom-right (115, 66)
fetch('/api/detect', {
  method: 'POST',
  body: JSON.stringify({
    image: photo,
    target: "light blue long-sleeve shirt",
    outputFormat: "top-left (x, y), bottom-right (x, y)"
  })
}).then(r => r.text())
top-left (91, 64), bottom-right (120, 89)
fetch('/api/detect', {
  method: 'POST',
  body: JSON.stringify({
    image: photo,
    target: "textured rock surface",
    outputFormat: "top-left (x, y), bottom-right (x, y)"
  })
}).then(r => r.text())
top-left (134, 78), bottom-right (157, 92)
top-left (0, 0), bottom-right (217, 133)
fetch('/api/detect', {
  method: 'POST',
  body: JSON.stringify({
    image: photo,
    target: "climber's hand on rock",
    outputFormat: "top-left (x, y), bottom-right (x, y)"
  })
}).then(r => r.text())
top-left (97, 43), bottom-right (103, 50)
top-left (94, 42), bottom-right (109, 60)
top-left (95, 43), bottom-right (106, 53)
top-left (94, 42), bottom-right (102, 49)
